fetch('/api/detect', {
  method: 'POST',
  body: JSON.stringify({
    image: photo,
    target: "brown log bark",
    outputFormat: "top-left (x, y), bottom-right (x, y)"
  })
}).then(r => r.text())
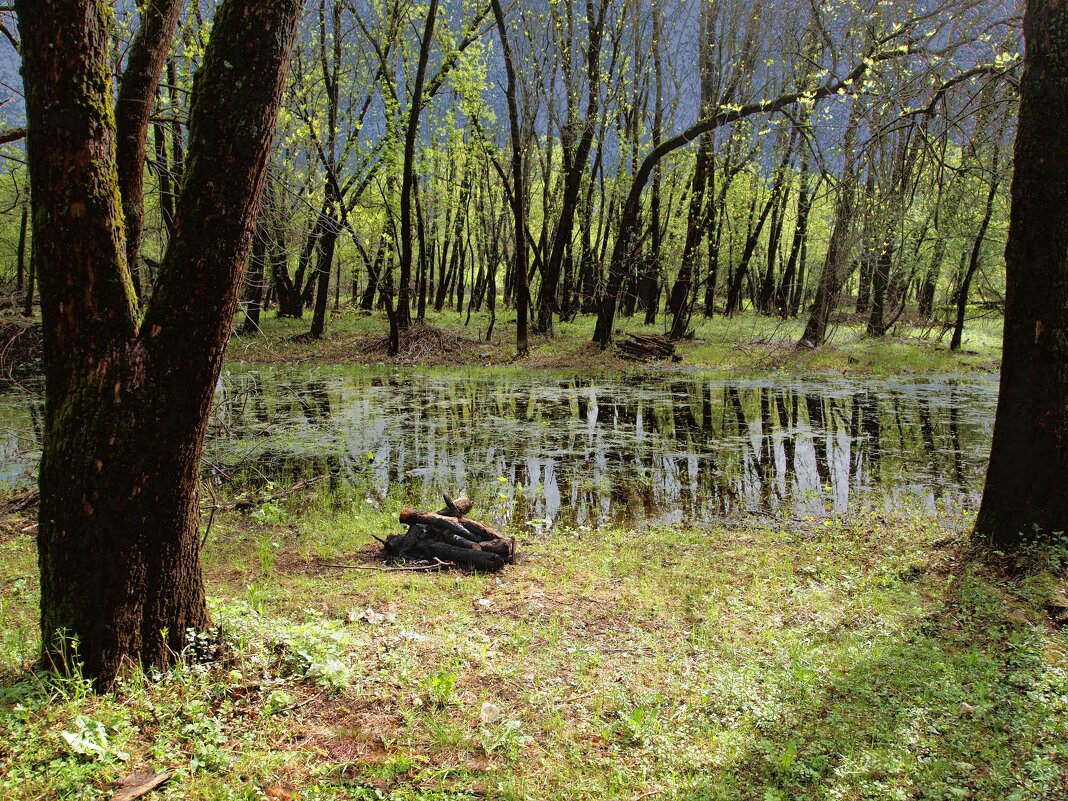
top-left (400, 508), bottom-right (474, 538)
top-left (456, 518), bottom-right (501, 542)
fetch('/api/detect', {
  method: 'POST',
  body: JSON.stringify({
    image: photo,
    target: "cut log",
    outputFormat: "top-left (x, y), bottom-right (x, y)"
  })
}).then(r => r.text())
top-left (438, 495), bottom-right (472, 517)
top-left (400, 509), bottom-right (474, 538)
top-left (478, 536), bottom-right (515, 561)
top-left (456, 518), bottom-right (501, 542)
top-left (418, 541), bottom-right (505, 571)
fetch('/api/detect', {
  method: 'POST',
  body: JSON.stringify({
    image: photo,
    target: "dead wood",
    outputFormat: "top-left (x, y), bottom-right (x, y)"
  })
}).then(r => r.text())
top-left (616, 333), bottom-right (679, 362)
top-left (110, 770), bottom-right (171, 801)
top-left (379, 494), bottom-right (514, 572)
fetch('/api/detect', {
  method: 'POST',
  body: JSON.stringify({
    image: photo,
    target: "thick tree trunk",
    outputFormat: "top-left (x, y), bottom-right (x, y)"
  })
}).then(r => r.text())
top-left (974, 0), bottom-right (1068, 546)
top-left (19, 0), bottom-right (301, 687)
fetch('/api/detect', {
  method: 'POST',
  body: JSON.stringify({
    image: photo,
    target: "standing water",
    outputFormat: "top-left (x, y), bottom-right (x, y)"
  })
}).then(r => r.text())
top-left (0, 368), bottom-right (997, 527)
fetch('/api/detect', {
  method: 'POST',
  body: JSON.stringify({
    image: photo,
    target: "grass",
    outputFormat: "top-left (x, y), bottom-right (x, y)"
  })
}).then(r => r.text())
top-left (227, 305), bottom-right (1003, 377)
top-left (2, 483), bottom-right (1066, 800)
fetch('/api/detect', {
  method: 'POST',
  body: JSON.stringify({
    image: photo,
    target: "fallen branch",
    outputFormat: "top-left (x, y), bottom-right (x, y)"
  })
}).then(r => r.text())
top-left (110, 770), bottom-right (171, 801)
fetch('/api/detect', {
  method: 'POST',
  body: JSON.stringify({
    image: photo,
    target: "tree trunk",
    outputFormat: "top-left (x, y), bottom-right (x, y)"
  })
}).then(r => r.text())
top-left (974, 0), bottom-right (1068, 546)
top-left (800, 109), bottom-right (861, 346)
top-left (361, 231), bottom-right (388, 311)
top-left (19, 0), bottom-right (301, 687)
top-left (241, 224), bottom-right (267, 334)
top-left (950, 153), bottom-right (1000, 350)
top-left (536, 0), bottom-right (608, 336)
top-left (866, 240), bottom-right (893, 336)
top-left (491, 0), bottom-right (528, 356)
top-left (310, 211), bottom-right (338, 338)
top-left (397, 0), bottom-right (439, 329)
top-left (22, 248), bottom-right (35, 317)
top-left (115, 0), bottom-right (183, 298)
top-left (917, 237), bottom-right (945, 319)
top-left (152, 116), bottom-right (175, 235)
top-left (778, 149), bottom-right (811, 317)
top-left (668, 138), bottom-right (711, 339)
top-left (15, 201), bottom-right (27, 292)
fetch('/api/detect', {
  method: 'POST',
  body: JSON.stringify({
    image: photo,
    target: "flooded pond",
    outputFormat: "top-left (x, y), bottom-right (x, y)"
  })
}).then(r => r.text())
top-left (0, 368), bottom-right (997, 527)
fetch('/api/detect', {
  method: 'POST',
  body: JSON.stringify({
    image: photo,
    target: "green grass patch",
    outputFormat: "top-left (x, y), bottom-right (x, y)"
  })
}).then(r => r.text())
top-left (228, 306), bottom-right (1002, 378)
top-left (2, 490), bottom-right (1065, 800)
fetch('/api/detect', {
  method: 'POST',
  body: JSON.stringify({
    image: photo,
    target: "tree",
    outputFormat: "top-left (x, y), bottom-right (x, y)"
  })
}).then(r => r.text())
top-left (114, 0), bottom-right (183, 297)
top-left (973, 0), bottom-right (1068, 547)
top-left (490, 0), bottom-right (529, 356)
top-left (397, 0), bottom-right (440, 330)
top-left (18, 0), bottom-right (302, 687)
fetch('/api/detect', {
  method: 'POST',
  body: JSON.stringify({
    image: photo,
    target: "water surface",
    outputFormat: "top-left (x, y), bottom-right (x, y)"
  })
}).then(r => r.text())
top-left (205, 368), bottom-right (996, 526)
top-left (0, 368), bottom-right (997, 527)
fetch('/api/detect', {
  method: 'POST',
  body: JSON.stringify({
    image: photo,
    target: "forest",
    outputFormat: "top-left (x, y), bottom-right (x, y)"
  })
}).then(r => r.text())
top-left (0, 0), bottom-right (1066, 799)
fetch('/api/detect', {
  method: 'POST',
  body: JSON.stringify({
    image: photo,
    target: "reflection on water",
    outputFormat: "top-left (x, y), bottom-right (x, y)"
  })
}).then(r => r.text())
top-left (202, 368), bottom-right (996, 526)
top-left (0, 369), bottom-right (997, 526)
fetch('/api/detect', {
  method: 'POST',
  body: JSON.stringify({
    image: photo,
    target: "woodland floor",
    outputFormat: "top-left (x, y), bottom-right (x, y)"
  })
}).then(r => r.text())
top-left (1, 307), bottom-right (1052, 801)
top-left (1, 482), bottom-right (1066, 800)
top-left (226, 305), bottom-right (1004, 376)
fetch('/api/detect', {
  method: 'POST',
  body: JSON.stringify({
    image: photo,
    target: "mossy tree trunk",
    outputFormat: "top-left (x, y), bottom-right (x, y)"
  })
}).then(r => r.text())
top-left (18, 0), bottom-right (302, 688)
top-left (974, 0), bottom-right (1068, 547)
top-left (115, 0), bottom-right (183, 297)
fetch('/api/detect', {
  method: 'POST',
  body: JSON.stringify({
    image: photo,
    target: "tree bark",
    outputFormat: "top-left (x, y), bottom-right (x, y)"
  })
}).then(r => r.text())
top-left (19, 0), bottom-right (301, 687)
top-left (974, 0), bottom-right (1068, 546)
top-left (397, 0), bottom-right (439, 329)
top-left (115, 0), bottom-right (183, 298)
top-left (491, 0), bottom-right (529, 356)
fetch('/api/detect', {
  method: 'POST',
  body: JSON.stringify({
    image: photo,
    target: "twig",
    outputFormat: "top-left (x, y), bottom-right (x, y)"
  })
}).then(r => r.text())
top-left (289, 688), bottom-right (328, 710)
top-left (634, 790), bottom-right (663, 801)
top-left (558, 688), bottom-right (601, 705)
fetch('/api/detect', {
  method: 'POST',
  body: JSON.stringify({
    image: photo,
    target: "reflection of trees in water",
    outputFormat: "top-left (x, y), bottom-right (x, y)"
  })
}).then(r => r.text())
top-left (193, 371), bottom-right (995, 525)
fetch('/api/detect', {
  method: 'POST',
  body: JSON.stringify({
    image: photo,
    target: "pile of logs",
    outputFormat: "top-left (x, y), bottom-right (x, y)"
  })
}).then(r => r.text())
top-left (616, 333), bottom-right (679, 362)
top-left (378, 494), bottom-right (515, 572)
